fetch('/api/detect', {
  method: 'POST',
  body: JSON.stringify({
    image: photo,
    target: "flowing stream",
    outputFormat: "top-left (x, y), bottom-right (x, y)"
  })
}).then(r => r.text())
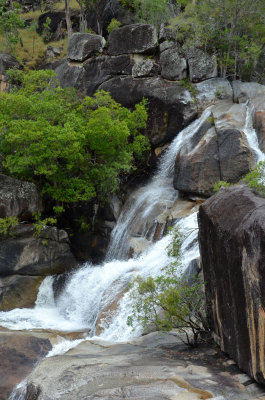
top-left (0, 108), bottom-right (212, 340)
top-left (1, 103), bottom-right (263, 341)
top-left (5, 101), bottom-right (265, 399)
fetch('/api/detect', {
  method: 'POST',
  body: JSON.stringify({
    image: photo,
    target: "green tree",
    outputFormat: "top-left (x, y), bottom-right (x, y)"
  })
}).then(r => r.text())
top-left (127, 226), bottom-right (209, 347)
top-left (171, 0), bottom-right (265, 79)
top-left (0, 70), bottom-right (149, 206)
top-left (133, 0), bottom-right (173, 28)
top-left (244, 161), bottom-right (265, 197)
top-left (0, 0), bottom-right (24, 51)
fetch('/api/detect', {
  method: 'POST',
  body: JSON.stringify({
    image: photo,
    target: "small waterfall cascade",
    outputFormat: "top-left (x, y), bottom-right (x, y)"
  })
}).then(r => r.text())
top-left (0, 109), bottom-right (213, 340)
top-left (5, 100), bottom-right (265, 400)
top-left (106, 108), bottom-right (213, 260)
top-left (8, 381), bottom-right (27, 400)
top-left (243, 102), bottom-right (265, 163)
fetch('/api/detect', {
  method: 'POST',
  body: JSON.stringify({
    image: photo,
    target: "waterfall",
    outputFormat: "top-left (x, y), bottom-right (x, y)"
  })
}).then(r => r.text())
top-left (6, 100), bottom-right (265, 399)
top-left (243, 102), bottom-right (265, 163)
top-left (8, 380), bottom-right (27, 400)
top-left (106, 107), bottom-right (213, 260)
top-left (1, 101), bottom-right (264, 344)
top-left (0, 109), bottom-right (212, 340)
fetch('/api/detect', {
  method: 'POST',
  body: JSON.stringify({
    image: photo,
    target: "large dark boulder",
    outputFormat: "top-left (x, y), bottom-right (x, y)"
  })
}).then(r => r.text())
top-left (99, 76), bottom-right (197, 146)
top-left (0, 53), bottom-right (22, 75)
top-left (37, 11), bottom-right (66, 41)
top-left (54, 60), bottom-right (85, 92)
top-left (174, 102), bottom-right (253, 196)
top-left (0, 224), bottom-right (77, 276)
top-left (0, 174), bottom-right (42, 219)
top-left (231, 80), bottom-right (265, 103)
top-left (83, 54), bottom-right (134, 95)
top-left (108, 24), bottom-right (157, 55)
top-left (67, 33), bottom-right (106, 62)
top-left (86, 0), bottom-right (135, 36)
top-left (174, 120), bottom-right (221, 197)
top-left (186, 48), bottom-right (217, 83)
top-left (0, 275), bottom-right (43, 310)
top-left (198, 185), bottom-right (265, 384)
top-left (55, 55), bottom-right (134, 96)
top-left (160, 49), bottom-right (187, 81)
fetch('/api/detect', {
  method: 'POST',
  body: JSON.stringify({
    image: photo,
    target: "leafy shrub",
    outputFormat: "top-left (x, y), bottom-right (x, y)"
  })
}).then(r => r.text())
top-left (33, 212), bottom-right (57, 237)
top-left (0, 216), bottom-right (19, 238)
top-left (213, 180), bottom-right (232, 192)
top-left (107, 18), bottom-right (121, 34)
top-left (244, 161), bottom-right (265, 196)
top-left (127, 226), bottom-right (209, 347)
top-left (0, 70), bottom-right (149, 206)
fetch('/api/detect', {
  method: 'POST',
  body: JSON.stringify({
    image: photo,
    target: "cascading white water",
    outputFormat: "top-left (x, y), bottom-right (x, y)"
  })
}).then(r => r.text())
top-left (106, 108), bottom-right (213, 260)
top-left (0, 212), bottom-right (199, 339)
top-left (243, 102), bottom-right (265, 163)
top-left (0, 108), bottom-right (212, 340)
top-left (6, 99), bottom-right (265, 400)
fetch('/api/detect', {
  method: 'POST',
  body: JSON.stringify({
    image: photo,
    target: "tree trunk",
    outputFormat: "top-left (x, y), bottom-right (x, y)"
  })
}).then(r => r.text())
top-left (65, 0), bottom-right (73, 37)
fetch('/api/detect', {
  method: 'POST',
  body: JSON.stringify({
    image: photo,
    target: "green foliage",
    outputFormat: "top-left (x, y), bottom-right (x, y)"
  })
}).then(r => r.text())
top-left (107, 18), bottom-right (121, 34)
top-left (0, 0), bottom-right (24, 51)
top-left (214, 84), bottom-right (228, 99)
top-left (170, 0), bottom-right (265, 79)
top-left (213, 180), bottom-right (232, 192)
top-left (127, 226), bottom-right (209, 347)
top-left (75, 216), bottom-right (90, 232)
top-left (0, 216), bottom-right (19, 238)
top-left (0, 70), bottom-right (149, 205)
top-left (33, 212), bottom-right (57, 237)
top-left (6, 68), bottom-right (24, 86)
top-left (133, 0), bottom-right (172, 27)
top-left (53, 205), bottom-right (65, 214)
top-left (244, 161), bottom-right (265, 197)
top-left (180, 78), bottom-right (197, 102)
top-left (42, 16), bottom-right (52, 42)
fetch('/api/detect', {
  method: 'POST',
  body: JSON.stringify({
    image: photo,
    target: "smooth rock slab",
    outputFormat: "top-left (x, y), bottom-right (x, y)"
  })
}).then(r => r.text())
top-left (0, 331), bottom-right (51, 400)
top-left (23, 331), bottom-right (258, 399)
top-left (67, 33), bottom-right (106, 61)
top-left (0, 275), bottom-right (43, 310)
top-left (198, 185), bottom-right (265, 384)
top-left (0, 224), bottom-right (77, 276)
top-left (231, 80), bottom-right (265, 103)
top-left (108, 23), bottom-right (157, 55)
top-left (174, 101), bottom-right (253, 197)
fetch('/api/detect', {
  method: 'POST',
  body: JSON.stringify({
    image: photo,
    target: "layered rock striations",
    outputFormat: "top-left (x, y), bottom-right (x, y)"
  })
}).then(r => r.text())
top-left (198, 185), bottom-right (265, 384)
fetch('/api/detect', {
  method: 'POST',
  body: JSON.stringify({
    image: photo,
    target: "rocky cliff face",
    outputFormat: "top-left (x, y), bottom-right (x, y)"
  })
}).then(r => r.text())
top-left (198, 185), bottom-right (265, 384)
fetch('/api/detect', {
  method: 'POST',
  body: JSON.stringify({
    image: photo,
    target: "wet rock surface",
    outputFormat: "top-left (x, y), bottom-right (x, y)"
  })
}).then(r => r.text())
top-left (0, 225), bottom-right (77, 276)
top-left (23, 331), bottom-right (265, 399)
top-left (198, 185), bottom-right (265, 385)
top-left (0, 331), bottom-right (51, 400)
top-left (0, 275), bottom-right (43, 310)
top-left (174, 101), bottom-right (253, 197)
